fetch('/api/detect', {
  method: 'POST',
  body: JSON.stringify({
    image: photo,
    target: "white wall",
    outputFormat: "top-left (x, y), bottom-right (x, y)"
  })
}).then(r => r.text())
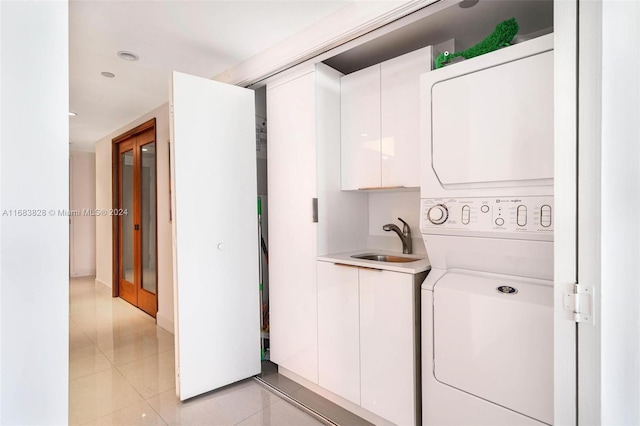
top-left (70, 151), bottom-right (96, 277)
top-left (600, 1), bottom-right (640, 423)
top-left (367, 190), bottom-right (426, 254)
top-left (95, 137), bottom-right (112, 289)
top-left (95, 102), bottom-right (174, 333)
top-left (0, 1), bottom-right (69, 423)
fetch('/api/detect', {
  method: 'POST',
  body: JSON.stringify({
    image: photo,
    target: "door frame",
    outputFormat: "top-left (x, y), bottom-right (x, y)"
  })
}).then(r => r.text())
top-left (554, 0), bottom-right (579, 424)
top-left (111, 118), bottom-right (158, 308)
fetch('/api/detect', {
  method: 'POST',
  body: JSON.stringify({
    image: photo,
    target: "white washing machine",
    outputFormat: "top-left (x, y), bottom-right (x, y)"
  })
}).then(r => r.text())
top-left (420, 34), bottom-right (555, 425)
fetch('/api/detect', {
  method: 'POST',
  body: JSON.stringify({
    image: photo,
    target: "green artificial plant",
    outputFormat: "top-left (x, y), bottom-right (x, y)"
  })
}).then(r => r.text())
top-left (435, 17), bottom-right (520, 69)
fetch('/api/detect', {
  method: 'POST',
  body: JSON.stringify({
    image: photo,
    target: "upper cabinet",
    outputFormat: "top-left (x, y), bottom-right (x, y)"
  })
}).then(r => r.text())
top-left (341, 65), bottom-right (381, 190)
top-left (341, 45), bottom-right (433, 190)
top-left (381, 46), bottom-right (434, 189)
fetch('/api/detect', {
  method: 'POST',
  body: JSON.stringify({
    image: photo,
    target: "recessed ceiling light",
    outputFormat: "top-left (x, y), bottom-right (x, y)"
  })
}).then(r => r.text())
top-left (117, 50), bottom-right (139, 61)
top-left (69, 111), bottom-right (77, 116)
top-left (459, 0), bottom-right (479, 8)
top-left (101, 71), bottom-right (115, 78)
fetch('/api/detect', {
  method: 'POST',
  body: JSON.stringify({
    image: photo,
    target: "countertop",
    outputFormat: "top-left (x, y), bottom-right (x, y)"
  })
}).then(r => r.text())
top-left (317, 250), bottom-right (431, 274)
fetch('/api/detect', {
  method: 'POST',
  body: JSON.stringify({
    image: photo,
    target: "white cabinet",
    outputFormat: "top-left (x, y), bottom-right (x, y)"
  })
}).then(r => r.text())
top-left (268, 69), bottom-right (319, 383)
top-left (341, 46), bottom-right (433, 190)
top-left (317, 261), bottom-right (361, 405)
top-left (317, 260), bottom-right (424, 425)
top-left (381, 47), bottom-right (432, 189)
top-left (268, 64), bottom-right (368, 385)
top-left (360, 268), bottom-right (418, 426)
top-left (341, 66), bottom-right (381, 190)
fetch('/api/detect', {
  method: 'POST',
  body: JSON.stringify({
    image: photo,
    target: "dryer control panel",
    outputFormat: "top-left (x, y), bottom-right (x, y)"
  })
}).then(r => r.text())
top-left (421, 196), bottom-right (553, 241)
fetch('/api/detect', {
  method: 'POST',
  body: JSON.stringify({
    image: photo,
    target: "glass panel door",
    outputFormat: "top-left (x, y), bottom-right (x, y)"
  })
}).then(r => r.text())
top-left (135, 130), bottom-right (157, 316)
top-left (118, 137), bottom-right (138, 308)
top-left (141, 142), bottom-right (156, 294)
top-left (115, 121), bottom-right (157, 317)
top-left (121, 150), bottom-right (135, 284)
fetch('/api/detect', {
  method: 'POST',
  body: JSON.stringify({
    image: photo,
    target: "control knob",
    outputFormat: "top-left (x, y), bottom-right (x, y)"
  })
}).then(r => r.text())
top-left (427, 204), bottom-right (449, 225)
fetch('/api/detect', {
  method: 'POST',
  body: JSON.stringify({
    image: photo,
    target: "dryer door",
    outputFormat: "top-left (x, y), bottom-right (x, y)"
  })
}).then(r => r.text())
top-left (431, 51), bottom-right (553, 188)
top-left (433, 271), bottom-right (553, 424)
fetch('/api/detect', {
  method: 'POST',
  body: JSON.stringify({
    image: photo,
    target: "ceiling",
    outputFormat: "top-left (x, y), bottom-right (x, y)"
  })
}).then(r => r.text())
top-left (69, 0), bottom-right (352, 151)
top-left (324, 0), bottom-right (553, 74)
top-left (70, 0), bottom-right (554, 152)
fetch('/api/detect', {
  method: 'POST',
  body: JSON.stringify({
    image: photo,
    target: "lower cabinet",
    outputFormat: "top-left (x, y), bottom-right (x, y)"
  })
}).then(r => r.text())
top-left (317, 260), bottom-right (421, 425)
top-left (360, 268), bottom-right (417, 426)
top-left (317, 261), bottom-right (361, 404)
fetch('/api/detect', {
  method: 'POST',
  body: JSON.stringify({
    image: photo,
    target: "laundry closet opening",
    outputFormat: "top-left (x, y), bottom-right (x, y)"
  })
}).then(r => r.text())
top-left (254, 86), bottom-right (270, 364)
top-left (251, 1), bottom-right (555, 425)
top-left (168, 1), bottom-right (557, 424)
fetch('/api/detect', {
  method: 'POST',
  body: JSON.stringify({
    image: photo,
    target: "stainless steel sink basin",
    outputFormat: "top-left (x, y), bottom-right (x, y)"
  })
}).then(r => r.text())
top-left (351, 253), bottom-right (422, 263)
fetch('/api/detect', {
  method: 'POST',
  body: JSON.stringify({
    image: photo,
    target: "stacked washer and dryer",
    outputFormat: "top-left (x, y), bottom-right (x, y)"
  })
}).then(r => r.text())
top-left (420, 34), bottom-right (555, 425)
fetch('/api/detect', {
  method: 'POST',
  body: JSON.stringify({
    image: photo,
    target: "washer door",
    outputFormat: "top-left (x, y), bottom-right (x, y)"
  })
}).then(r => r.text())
top-left (433, 271), bottom-right (553, 424)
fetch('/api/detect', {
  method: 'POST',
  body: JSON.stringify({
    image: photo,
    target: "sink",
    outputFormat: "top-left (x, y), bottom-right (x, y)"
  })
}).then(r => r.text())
top-left (351, 253), bottom-right (422, 263)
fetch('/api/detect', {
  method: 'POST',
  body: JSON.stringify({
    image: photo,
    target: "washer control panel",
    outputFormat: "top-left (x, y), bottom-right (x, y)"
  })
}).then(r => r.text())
top-left (421, 196), bottom-right (553, 238)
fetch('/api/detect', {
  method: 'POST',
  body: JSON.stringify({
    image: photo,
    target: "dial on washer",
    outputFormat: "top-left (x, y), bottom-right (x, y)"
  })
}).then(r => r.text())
top-left (428, 204), bottom-right (449, 225)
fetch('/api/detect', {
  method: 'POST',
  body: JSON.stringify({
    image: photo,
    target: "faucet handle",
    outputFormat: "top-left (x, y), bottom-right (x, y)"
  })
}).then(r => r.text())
top-left (397, 217), bottom-right (410, 232)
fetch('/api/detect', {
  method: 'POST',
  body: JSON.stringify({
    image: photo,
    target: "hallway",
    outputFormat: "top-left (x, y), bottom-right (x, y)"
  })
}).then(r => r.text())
top-left (68, 276), bottom-right (324, 425)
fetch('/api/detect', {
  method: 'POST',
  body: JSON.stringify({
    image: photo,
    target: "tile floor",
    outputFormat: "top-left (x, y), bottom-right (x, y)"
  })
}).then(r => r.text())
top-left (257, 362), bottom-right (372, 426)
top-left (69, 276), bottom-right (325, 426)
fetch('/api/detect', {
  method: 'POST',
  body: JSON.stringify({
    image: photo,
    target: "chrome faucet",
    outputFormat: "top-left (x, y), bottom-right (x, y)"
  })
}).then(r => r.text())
top-left (383, 217), bottom-right (412, 254)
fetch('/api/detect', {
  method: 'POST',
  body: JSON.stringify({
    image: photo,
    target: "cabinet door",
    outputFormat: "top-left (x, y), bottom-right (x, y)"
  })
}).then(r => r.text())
top-left (381, 46), bottom-right (432, 188)
top-left (360, 269), bottom-right (416, 425)
top-left (317, 261), bottom-right (360, 404)
top-left (267, 71), bottom-right (319, 383)
top-left (341, 65), bottom-right (381, 190)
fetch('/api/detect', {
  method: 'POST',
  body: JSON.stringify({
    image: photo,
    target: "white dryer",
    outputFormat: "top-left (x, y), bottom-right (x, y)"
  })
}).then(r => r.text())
top-left (420, 34), bottom-right (555, 425)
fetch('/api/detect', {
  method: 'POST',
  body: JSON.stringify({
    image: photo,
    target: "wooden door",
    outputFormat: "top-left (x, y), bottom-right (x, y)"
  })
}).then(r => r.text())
top-left (114, 120), bottom-right (157, 317)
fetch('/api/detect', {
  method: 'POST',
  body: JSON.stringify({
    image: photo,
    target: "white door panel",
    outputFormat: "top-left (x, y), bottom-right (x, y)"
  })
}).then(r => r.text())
top-left (170, 71), bottom-right (260, 400)
top-left (341, 65), bottom-right (381, 190)
top-left (317, 261), bottom-right (360, 404)
top-left (267, 71), bottom-right (319, 383)
top-left (381, 45), bottom-right (432, 188)
top-left (360, 269), bottom-right (416, 425)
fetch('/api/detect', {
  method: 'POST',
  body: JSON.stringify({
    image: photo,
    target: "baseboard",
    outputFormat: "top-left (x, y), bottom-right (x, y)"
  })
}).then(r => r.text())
top-left (278, 367), bottom-right (388, 426)
top-left (71, 269), bottom-right (97, 277)
top-left (94, 278), bottom-right (111, 294)
top-left (156, 312), bottom-right (174, 335)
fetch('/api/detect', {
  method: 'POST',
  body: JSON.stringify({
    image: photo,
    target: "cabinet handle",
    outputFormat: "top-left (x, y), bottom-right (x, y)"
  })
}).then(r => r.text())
top-left (333, 262), bottom-right (382, 272)
top-left (357, 186), bottom-right (406, 191)
top-left (312, 198), bottom-right (318, 223)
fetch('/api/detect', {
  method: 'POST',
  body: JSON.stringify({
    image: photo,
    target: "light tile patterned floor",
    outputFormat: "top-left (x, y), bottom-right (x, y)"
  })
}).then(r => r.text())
top-left (69, 276), bottom-right (324, 426)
